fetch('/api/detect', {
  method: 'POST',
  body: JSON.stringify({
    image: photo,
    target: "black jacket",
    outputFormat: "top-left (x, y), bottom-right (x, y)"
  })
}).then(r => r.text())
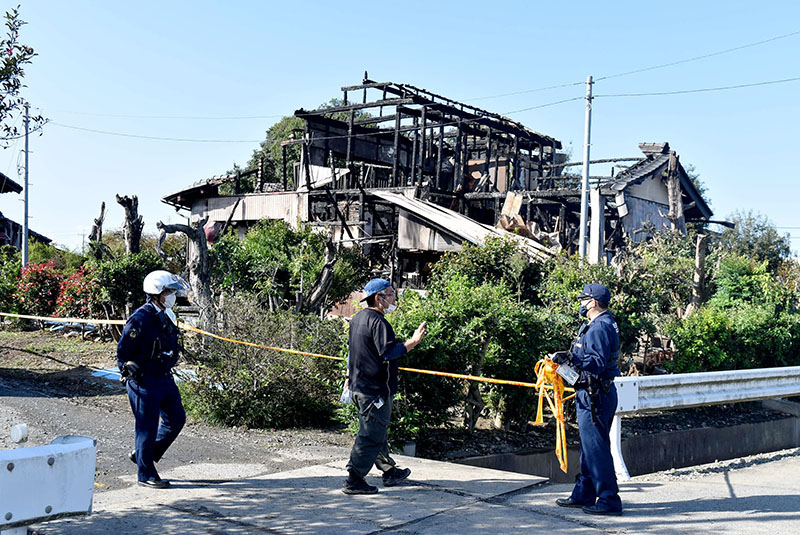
top-left (347, 309), bottom-right (407, 398)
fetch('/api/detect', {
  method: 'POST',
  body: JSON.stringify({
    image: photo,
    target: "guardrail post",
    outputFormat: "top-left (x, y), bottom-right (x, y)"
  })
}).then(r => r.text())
top-left (610, 414), bottom-right (630, 481)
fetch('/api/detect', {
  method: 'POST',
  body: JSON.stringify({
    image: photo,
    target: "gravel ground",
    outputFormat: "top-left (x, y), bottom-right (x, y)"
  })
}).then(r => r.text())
top-left (635, 446), bottom-right (800, 482)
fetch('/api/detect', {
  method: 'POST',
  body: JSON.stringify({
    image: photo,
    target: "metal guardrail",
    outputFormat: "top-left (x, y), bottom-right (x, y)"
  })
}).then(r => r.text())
top-left (0, 435), bottom-right (96, 534)
top-left (610, 366), bottom-right (800, 480)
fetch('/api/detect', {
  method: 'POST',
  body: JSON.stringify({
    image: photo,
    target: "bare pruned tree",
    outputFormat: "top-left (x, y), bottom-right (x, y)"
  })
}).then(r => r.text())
top-left (157, 217), bottom-right (215, 331)
top-left (87, 201), bottom-right (111, 261)
top-left (116, 194), bottom-right (144, 254)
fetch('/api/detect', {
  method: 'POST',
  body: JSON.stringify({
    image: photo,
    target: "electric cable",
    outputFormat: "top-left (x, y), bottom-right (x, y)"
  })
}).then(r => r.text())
top-left (596, 76), bottom-right (800, 98)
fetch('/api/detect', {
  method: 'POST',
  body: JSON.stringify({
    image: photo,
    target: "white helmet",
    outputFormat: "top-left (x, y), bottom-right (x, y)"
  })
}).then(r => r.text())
top-left (143, 270), bottom-right (190, 297)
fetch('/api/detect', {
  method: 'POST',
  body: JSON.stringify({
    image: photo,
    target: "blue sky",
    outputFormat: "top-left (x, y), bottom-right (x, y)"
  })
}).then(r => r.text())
top-left (1, 0), bottom-right (799, 253)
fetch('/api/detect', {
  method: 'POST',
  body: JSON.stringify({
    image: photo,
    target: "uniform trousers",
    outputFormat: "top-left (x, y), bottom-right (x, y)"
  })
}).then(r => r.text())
top-left (570, 386), bottom-right (622, 511)
top-left (126, 374), bottom-right (186, 482)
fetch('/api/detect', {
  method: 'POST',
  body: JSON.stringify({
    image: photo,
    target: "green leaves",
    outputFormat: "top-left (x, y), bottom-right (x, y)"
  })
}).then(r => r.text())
top-left (209, 220), bottom-right (369, 311)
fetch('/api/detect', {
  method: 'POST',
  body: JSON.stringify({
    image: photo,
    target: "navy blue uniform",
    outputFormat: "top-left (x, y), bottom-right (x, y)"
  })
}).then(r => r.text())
top-left (117, 302), bottom-right (185, 483)
top-left (568, 311), bottom-right (622, 512)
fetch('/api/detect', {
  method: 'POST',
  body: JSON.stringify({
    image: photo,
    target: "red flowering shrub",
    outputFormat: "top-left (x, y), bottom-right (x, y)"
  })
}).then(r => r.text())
top-left (13, 261), bottom-right (63, 317)
top-left (55, 266), bottom-right (103, 319)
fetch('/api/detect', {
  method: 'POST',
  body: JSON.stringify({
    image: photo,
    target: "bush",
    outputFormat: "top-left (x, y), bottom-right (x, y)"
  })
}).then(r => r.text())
top-left (14, 261), bottom-right (63, 317)
top-left (92, 251), bottom-right (164, 315)
top-left (55, 266), bottom-right (104, 319)
top-left (667, 303), bottom-right (798, 372)
top-left (382, 239), bottom-right (575, 441)
top-left (0, 245), bottom-right (21, 313)
top-left (181, 294), bottom-right (346, 428)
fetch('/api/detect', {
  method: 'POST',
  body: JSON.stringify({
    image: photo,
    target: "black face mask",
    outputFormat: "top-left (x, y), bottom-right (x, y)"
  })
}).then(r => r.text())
top-left (579, 303), bottom-right (589, 318)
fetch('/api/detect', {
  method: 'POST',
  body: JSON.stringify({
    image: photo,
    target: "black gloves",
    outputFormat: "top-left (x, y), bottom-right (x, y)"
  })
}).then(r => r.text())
top-left (121, 361), bottom-right (142, 384)
top-left (550, 351), bottom-right (570, 365)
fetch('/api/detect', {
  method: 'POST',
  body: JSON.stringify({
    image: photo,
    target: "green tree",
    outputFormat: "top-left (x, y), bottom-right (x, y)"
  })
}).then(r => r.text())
top-left (1, 6), bottom-right (45, 145)
top-left (27, 240), bottom-right (84, 273)
top-left (210, 220), bottom-right (370, 311)
top-left (715, 211), bottom-right (791, 273)
top-left (99, 229), bottom-right (186, 274)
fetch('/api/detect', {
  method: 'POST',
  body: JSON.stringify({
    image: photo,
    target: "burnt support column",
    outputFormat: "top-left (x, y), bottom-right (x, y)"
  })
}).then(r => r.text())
top-left (512, 136), bottom-right (519, 191)
top-left (410, 116), bottom-right (419, 187)
top-left (454, 120), bottom-right (463, 191)
top-left (419, 106), bottom-right (427, 187)
top-left (435, 118), bottom-right (444, 190)
top-left (392, 111), bottom-right (402, 187)
top-left (485, 127), bottom-right (493, 190)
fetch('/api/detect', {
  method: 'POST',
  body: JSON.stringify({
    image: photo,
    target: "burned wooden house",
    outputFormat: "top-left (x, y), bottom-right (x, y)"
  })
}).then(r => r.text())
top-left (162, 77), bottom-right (711, 286)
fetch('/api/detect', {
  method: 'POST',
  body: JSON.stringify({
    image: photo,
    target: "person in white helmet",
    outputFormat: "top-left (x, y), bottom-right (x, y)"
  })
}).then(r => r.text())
top-left (116, 270), bottom-right (190, 489)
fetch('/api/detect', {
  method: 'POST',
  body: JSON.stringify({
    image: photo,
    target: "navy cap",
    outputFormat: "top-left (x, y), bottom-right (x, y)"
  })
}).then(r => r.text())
top-left (578, 283), bottom-right (611, 306)
top-left (360, 278), bottom-right (392, 301)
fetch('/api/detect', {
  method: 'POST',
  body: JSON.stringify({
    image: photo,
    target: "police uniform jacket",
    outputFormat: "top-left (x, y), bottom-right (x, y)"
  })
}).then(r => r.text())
top-left (570, 311), bottom-right (621, 383)
top-left (117, 302), bottom-right (180, 378)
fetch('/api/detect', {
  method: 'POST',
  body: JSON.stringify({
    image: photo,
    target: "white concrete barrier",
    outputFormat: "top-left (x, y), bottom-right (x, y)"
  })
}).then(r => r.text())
top-left (0, 435), bottom-right (96, 534)
top-left (611, 366), bottom-right (800, 480)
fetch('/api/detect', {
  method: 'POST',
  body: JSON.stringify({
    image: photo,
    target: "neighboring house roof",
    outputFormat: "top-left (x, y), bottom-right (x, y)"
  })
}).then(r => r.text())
top-left (367, 190), bottom-right (555, 260)
top-left (605, 142), bottom-right (712, 220)
top-left (0, 210), bottom-right (52, 244)
top-left (162, 174), bottom-right (241, 209)
top-left (0, 171), bottom-right (23, 194)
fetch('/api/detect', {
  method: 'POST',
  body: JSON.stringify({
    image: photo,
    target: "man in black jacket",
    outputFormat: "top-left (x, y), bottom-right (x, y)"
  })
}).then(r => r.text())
top-left (343, 278), bottom-right (426, 495)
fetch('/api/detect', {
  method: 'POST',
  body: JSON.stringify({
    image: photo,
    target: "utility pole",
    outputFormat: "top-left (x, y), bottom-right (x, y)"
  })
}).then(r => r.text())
top-left (578, 75), bottom-right (593, 260)
top-left (22, 102), bottom-right (30, 267)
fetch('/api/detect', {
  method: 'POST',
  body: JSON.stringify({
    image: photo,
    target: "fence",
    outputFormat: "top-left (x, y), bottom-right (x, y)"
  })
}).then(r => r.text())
top-left (611, 366), bottom-right (800, 479)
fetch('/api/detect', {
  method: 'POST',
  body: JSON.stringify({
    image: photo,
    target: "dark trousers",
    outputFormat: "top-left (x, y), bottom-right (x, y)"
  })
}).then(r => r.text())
top-left (570, 386), bottom-right (622, 511)
top-left (346, 391), bottom-right (397, 479)
top-left (127, 374), bottom-right (186, 482)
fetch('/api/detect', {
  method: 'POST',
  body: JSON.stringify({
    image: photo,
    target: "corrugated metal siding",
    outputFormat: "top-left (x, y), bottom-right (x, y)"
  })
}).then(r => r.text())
top-left (191, 193), bottom-right (308, 226)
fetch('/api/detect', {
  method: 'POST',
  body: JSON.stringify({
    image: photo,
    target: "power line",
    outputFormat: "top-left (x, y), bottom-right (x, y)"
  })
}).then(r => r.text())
top-left (52, 110), bottom-right (287, 120)
top-left (595, 29), bottom-right (800, 82)
top-left (49, 122), bottom-right (265, 143)
top-left (503, 96), bottom-right (585, 114)
top-left (595, 76), bottom-right (800, 98)
top-left (466, 81), bottom-right (585, 102)
top-left (466, 28), bottom-right (800, 102)
top-left (48, 94), bottom-right (581, 144)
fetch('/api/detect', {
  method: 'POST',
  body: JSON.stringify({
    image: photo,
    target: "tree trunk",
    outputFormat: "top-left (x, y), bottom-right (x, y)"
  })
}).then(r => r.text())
top-left (156, 217), bottom-right (215, 331)
top-left (116, 194), bottom-right (144, 254)
top-left (683, 234), bottom-right (708, 319)
top-left (301, 240), bottom-right (337, 314)
top-left (464, 338), bottom-right (489, 433)
top-left (664, 152), bottom-right (684, 231)
top-left (87, 202), bottom-right (107, 262)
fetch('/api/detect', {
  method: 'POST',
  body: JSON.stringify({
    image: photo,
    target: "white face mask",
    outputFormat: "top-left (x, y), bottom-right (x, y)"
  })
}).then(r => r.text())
top-left (385, 304), bottom-right (397, 315)
top-left (163, 293), bottom-right (177, 309)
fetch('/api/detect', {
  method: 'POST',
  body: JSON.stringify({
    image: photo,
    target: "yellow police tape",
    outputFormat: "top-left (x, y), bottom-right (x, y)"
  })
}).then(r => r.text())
top-left (533, 359), bottom-right (576, 473)
top-left (0, 310), bottom-right (574, 469)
